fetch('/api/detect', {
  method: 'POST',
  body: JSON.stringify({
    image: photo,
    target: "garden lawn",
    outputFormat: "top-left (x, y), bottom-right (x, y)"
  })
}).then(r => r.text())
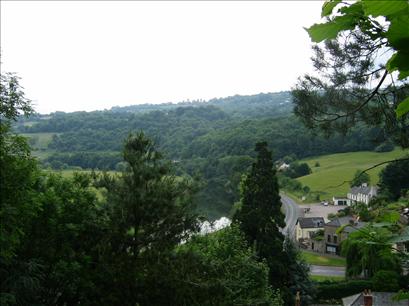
top-left (301, 251), bottom-right (346, 267)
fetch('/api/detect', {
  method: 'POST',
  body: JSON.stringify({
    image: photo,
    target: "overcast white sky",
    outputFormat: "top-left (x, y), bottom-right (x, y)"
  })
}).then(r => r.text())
top-left (1, 1), bottom-right (324, 114)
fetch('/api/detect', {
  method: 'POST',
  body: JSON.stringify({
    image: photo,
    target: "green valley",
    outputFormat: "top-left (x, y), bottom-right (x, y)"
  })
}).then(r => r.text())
top-left (15, 93), bottom-right (390, 219)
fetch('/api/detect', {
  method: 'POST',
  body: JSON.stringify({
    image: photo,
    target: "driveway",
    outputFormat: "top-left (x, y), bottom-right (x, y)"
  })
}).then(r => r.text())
top-left (299, 203), bottom-right (345, 222)
top-left (310, 265), bottom-right (346, 276)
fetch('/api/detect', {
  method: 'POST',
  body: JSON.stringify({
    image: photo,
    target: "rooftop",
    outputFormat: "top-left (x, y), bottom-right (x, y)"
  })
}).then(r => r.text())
top-left (325, 217), bottom-right (366, 233)
top-left (349, 184), bottom-right (378, 196)
top-left (296, 217), bottom-right (325, 229)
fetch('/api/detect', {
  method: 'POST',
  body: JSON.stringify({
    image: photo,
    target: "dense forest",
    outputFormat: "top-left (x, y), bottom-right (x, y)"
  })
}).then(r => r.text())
top-left (17, 92), bottom-right (388, 219)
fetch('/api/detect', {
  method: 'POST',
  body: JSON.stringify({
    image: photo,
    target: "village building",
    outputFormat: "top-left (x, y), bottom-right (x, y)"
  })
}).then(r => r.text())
top-left (324, 216), bottom-right (366, 255)
top-left (295, 217), bottom-right (325, 241)
top-left (332, 196), bottom-right (351, 206)
top-left (277, 162), bottom-right (290, 171)
top-left (347, 183), bottom-right (378, 205)
top-left (295, 217), bottom-right (325, 252)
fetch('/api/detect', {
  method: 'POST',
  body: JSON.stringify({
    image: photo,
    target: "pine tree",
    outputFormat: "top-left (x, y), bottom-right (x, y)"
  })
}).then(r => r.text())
top-left (234, 141), bottom-right (286, 289)
top-left (96, 132), bottom-right (199, 304)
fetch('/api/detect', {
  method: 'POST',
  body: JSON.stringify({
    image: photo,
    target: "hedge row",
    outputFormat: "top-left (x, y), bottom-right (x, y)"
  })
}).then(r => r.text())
top-left (315, 280), bottom-right (372, 301)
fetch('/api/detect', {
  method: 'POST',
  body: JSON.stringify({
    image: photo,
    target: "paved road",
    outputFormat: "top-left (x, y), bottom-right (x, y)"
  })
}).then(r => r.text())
top-left (281, 194), bottom-right (302, 238)
top-left (310, 265), bottom-right (346, 276)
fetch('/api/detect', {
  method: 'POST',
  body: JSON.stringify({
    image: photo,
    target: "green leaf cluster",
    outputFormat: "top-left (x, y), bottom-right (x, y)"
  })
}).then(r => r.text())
top-left (308, 0), bottom-right (409, 117)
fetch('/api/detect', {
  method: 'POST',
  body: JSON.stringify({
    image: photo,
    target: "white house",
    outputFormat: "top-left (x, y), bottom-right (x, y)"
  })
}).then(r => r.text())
top-left (347, 183), bottom-right (378, 205)
top-left (277, 162), bottom-right (290, 171)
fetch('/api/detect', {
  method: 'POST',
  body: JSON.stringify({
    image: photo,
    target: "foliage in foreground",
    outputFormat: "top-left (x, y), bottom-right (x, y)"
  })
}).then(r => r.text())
top-left (0, 72), bottom-right (285, 305)
top-left (293, 0), bottom-right (409, 148)
top-left (175, 225), bottom-right (284, 306)
top-left (315, 279), bottom-right (373, 302)
top-left (0, 126), bottom-right (286, 305)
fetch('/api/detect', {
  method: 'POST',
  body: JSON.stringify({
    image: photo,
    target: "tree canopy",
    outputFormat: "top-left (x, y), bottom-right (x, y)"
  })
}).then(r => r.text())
top-left (293, 0), bottom-right (409, 148)
top-left (350, 169), bottom-right (371, 187)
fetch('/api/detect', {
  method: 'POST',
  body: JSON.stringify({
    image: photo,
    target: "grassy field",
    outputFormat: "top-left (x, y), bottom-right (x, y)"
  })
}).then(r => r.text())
top-left (21, 132), bottom-right (57, 150)
top-left (296, 149), bottom-right (408, 201)
top-left (310, 275), bottom-right (345, 282)
top-left (301, 251), bottom-right (346, 267)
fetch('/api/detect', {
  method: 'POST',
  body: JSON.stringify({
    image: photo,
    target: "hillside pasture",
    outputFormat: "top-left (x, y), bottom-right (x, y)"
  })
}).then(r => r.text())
top-left (296, 149), bottom-right (408, 201)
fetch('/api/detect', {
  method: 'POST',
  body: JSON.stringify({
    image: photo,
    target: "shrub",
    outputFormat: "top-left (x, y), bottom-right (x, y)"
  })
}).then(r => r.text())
top-left (372, 270), bottom-right (400, 292)
top-left (315, 280), bottom-right (372, 301)
top-left (284, 162), bottom-right (312, 178)
top-left (374, 141), bottom-right (394, 152)
top-left (303, 186), bottom-right (310, 194)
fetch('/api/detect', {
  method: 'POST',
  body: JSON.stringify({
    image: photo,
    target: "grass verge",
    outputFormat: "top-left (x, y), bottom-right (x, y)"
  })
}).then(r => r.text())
top-left (310, 275), bottom-right (345, 282)
top-left (302, 251), bottom-right (346, 267)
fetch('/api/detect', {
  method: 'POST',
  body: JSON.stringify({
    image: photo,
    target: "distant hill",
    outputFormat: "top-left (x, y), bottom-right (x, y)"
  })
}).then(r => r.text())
top-left (110, 91), bottom-right (293, 118)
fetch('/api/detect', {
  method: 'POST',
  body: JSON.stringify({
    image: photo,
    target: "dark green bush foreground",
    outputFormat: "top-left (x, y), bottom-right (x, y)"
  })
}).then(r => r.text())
top-left (315, 274), bottom-right (408, 303)
top-left (315, 280), bottom-right (373, 301)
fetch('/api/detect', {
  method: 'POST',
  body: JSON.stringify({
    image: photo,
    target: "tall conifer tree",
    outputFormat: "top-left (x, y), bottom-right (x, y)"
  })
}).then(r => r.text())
top-left (234, 141), bottom-right (286, 289)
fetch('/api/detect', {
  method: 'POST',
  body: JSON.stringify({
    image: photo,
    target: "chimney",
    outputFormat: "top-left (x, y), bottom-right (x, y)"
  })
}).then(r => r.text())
top-left (363, 289), bottom-right (373, 306)
top-left (295, 291), bottom-right (301, 306)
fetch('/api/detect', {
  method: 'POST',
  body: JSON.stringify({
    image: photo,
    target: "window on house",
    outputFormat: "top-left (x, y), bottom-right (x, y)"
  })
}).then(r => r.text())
top-left (334, 235), bottom-right (338, 243)
top-left (327, 234), bottom-right (331, 242)
top-left (326, 246), bottom-right (336, 254)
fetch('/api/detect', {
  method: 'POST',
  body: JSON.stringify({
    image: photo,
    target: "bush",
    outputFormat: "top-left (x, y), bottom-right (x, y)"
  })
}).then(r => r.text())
top-left (278, 175), bottom-right (302, 192)
top-left (399, 274), bottom-right (409, 289)
top-left (315, 161), bottom-right (320, 167)
top-left (336, 207), bottom-right (351, 218)
top-left (372, 270), bottom-right (400, 292)
top-left (353, 203), bottom-right (371, 221)
top-left (315, 280), bottom-right (372, 301)
top-left (374, 141), bottom-right (394, 152)
top-left (283, 162), bottom-right (312, 178)
top-left (283, 155), bottom-right (296, 164)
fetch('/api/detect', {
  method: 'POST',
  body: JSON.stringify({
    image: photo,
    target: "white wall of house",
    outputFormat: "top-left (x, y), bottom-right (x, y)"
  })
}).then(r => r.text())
top-left (347, 186), bottom-right (377, 205)
top-left (347, 190), bottom-right (376, 205)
